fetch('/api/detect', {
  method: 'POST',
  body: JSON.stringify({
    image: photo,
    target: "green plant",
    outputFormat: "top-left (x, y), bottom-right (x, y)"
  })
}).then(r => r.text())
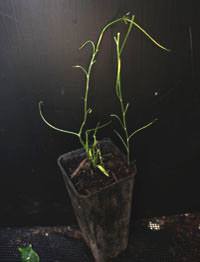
top-left (111, 14), bottom-right (170, 165)
top-left (18, 244), bottom-right (40, 262)
top-left (39, 13), bottom-right (169, 174)
top-left (38, 14), bottom-right (127, 176)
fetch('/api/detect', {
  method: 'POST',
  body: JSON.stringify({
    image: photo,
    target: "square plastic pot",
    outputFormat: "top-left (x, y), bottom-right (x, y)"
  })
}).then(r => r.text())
top-left (57, 139), bottom-right (136, 261)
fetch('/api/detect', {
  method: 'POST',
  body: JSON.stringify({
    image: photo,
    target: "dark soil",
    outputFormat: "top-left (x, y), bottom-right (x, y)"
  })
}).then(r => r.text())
top-left (64, 142), bottom-right (136, 196)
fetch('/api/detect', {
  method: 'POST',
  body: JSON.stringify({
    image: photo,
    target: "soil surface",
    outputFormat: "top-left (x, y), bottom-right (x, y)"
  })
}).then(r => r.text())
top-left (63, 142), bottom-right (136, 196)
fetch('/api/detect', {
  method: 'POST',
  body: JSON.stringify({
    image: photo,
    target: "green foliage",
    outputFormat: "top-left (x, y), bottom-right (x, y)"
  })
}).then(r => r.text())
top-left (18, 245), bottom-right (40, 262)
top-left (39, 12), bottom-right (170, 173)
top-left (112, 13), bottom-right (170, 165)
top-left (39, 15), bottom-right (128, 176)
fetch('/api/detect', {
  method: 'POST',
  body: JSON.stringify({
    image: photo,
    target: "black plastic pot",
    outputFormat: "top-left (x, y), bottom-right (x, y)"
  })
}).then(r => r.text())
top-left (57, 139), bottom-right (136, 262)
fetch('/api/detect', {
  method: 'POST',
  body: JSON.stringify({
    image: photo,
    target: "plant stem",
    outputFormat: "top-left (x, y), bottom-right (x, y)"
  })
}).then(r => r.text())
top-left (78, 17), bottom-right (128, 139)
top-left (114, 32), bottom-right (131, 165)
top-left (113, 14), bottom-right (169, 165)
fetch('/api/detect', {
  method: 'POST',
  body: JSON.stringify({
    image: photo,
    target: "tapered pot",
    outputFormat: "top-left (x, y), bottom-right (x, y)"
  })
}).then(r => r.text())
top-left (57, 139), bottom-right (136, 262)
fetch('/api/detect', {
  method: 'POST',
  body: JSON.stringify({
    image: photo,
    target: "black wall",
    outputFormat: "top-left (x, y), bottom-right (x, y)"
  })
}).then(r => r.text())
top-left (0, 0), bottom-right (199, 226)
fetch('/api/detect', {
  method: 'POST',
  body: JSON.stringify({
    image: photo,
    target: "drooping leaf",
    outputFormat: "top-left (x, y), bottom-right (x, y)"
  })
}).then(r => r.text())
top-left (38, 102), bottom-right (79, 137)
top-left (124, 18), bottom-right (170, 52)
top-left (110, 114), bottom-right (124, 128)
top-left (73, 65), bottom-right (88, 77)
top-left (79, 40), bottom-right (96, 53)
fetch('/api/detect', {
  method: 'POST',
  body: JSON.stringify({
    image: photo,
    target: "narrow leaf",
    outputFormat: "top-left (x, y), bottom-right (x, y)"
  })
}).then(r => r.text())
top-left (125, 18), bottom-right (170, 52)
top-left (97, 164), bottom-right (109, 177)
top-left (114, 129), bottom-right (128, 151)
top-left (79, 40), bottom-right (96, 52)
top-left (38, 102), bottom-right (79, 137)
top-left (73, 65), bottom-right (88, 77)
top-left (110, 114), bottom-right (124, 128)
top-left (129, 119), bottom-right (158, 140)
top-left (120, 15), bottom-right (135, 54)
top-left (114, 34), bottom-right (122, 98)
top-left (124, 103), bottom-right (130, 114)
top-left (88, 148), bottom-right (92, 159)
top-left (87, 120), bottom-right (112, 133)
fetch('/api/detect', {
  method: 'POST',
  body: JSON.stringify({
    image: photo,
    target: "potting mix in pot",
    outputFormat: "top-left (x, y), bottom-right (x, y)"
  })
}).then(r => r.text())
top-left (62, 139), bottom-right (135, 195)
top-left (39, 12), bottom-right (169, 262)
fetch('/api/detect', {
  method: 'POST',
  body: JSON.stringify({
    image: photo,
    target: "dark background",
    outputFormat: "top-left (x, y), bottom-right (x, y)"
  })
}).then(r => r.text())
top-left (0, 0), bottom-right (199, 226)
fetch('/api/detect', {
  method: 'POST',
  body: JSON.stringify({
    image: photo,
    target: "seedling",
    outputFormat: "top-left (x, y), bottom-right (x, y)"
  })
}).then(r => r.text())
top-left (39, 13), bottom-right (169, 174)
top-left (39, 14), bottom-right (129, 176)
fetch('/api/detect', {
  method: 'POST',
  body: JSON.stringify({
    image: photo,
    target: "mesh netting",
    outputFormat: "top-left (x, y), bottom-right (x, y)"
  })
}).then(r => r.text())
top-left (0, 227), bottom-right (92, 262)
top-left (0, 213), bottom-right (199, 261)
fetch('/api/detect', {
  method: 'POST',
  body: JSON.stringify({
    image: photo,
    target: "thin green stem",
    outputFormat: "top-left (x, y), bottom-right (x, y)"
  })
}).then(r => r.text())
top-left (95, 17), bottom-right (125, 53)
top-left (114, 32), bottom-right (131, 164)
top-left (120, 15), bottom-right (135, 55)
top-left (113, 14), bottom-right (169, 165)
top-left (78, 16), bottom-right (128, 139)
